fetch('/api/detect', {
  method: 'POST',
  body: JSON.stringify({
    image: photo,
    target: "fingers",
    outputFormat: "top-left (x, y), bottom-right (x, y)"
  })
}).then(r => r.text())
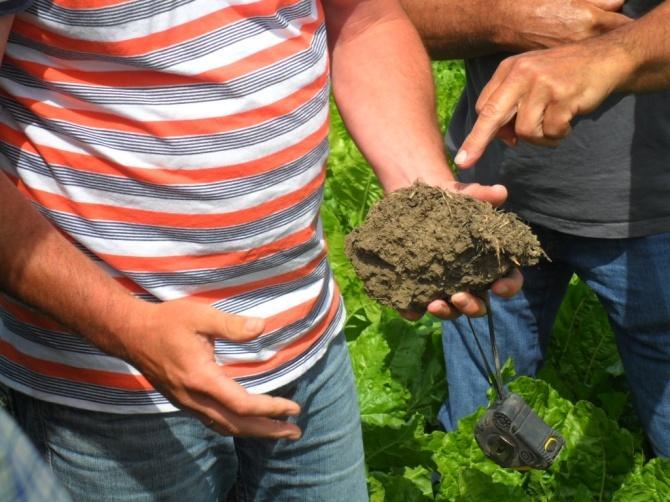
top-left (495, 122), bottom-right (518, 148)
top-left (513, 85), bottom-right (552, 146)
top-left (196, 396), bottom-right (302, 440)
top-left (426, 299), bottom-right (460, 320)
top-left (542, 102), bottom-right (574, 141)
top-left (138, 300), bottom-right (300, 440)
top-left (515, 94), bottom-right (575, 145)
top-left (457, 53), bottom-right (581, 161)
top-left (455, 103), bottom-right (517, 168)
top-left (405, 297), bottom-right (489, 320)
top-left (490, 268), bottom-right (523, 298)
top-left (427, 295), bottom-right (486, 320)
top-left (412, 269), bottom-right (524, 320)
top-left (191, 368), bottom-right (302, 439)
top-left (428, 267), bottom-right (524, 319)
top-left (209, 369), bottom-right (301, 417)
top-left (476, 57), bottom-right (515, 113)
top-left (449, 293), bottom-right (487, 317)
top-left (447, 181), bottom-right (508, 208)
top-left (196, 305), bottom-right (265, 342)
top-left (456, 71), bottom-right (523, 168)
top-left (210, 415), bottom-right (302, 440)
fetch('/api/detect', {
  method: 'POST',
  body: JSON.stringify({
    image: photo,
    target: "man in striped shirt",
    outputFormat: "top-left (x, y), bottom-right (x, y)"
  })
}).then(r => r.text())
top-left (0, 0), bottom-right (521, 499)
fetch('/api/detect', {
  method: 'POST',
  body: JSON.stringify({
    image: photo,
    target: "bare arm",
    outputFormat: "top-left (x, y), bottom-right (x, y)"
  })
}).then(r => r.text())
top-left (322, 0), bottom-right (522, 318)
top-left (400, 0), bottom-right (629, 59)
top-left (617, 1), bottom-right (670, 92)
top-left (324, 0), bottom-right (502, 198)
top-left (399, 0), bottom-right (501, 59)
top-left (456, 0), bottom-right (670, 167)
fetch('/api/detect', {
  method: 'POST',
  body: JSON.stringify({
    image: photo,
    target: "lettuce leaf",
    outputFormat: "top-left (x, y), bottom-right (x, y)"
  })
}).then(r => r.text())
top-left (613, 458), bottom-right (670, 501)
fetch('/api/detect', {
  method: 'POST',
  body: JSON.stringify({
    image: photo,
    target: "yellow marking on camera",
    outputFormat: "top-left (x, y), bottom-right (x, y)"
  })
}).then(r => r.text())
top-left (544, 437), bottom-right (558, 452)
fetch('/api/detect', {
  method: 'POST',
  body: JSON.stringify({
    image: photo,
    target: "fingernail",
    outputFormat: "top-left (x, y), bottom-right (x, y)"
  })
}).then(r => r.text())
top-left (243, 318), bottom-right (263, 335)
top-left (282, 429), bottom-right (302, 440)
top-left (438, 306), bottom-right (454, 319)
top-left (494, 284), bottom-right (509, 296)
top-left (451, 293), bottom-right (468, 308)
top-left (454, 150), bottom-right (468, 165)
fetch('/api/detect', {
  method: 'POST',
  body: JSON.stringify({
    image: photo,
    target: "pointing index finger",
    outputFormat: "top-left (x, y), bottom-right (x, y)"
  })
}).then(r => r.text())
top-left (456, 88), bottom-right (522, 168)
top-left (455, 57), bottom-right (528, 168)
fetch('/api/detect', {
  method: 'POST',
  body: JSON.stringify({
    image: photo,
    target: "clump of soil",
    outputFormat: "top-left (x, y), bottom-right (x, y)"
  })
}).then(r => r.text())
top-left (345, 183), bottom-right (544, 311)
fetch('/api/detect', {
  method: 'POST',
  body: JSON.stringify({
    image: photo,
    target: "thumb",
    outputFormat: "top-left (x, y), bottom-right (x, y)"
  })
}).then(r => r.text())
top-left (448, 181), bottom-right (508, 208)
top-left (196, 306), bottom-right (265, 342)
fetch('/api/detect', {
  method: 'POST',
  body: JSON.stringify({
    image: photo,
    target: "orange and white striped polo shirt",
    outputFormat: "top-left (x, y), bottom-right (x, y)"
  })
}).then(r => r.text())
top-left (0, 0), bottom-right (342, 413)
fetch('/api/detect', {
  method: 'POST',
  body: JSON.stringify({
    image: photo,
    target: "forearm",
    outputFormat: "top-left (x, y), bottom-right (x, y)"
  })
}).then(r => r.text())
top-left (0, 173), bottom-right (145, 360)
top-left (401, 0), bottom-right (631, 60)
top-left (326, 2), bottom-right (454, 191)
top-left (400, 0), bottom-right (502, 59)
top-left (608, 1), bottom-right (670, 92)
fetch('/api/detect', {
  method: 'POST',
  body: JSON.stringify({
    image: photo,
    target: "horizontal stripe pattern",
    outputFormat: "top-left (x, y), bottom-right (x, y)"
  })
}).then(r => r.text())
top-left (0, 136), bottom-right (330, 203)
top-left (0, 0), bottom-right (343, 413)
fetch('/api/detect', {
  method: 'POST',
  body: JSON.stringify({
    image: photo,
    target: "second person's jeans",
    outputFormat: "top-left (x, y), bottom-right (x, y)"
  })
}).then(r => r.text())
top-left (440, 227), bottom-right (670, 457)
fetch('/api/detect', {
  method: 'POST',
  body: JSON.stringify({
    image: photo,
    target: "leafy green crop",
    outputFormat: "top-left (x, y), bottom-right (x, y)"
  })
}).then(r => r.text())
top-left (324, 61), bottom-right (670, 501)
top-left (613, 458), bottom-right (670, 501)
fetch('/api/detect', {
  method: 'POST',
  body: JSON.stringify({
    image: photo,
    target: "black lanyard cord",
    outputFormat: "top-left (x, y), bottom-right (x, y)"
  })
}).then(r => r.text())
top-left (465, 291), bottom-right (505, 400)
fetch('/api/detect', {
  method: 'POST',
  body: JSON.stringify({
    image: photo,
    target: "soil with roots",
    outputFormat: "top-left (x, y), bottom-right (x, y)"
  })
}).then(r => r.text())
top-left (345, 183), bottom-right (545, 311)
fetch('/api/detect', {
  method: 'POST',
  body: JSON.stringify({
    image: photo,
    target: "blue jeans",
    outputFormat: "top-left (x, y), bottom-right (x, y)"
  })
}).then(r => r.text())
top-left (439, 227), bottom-right (670, 456)
top-left (0, 399), bottom-right (72, 502)
top-left (8, 333), bottom-right (367, 501)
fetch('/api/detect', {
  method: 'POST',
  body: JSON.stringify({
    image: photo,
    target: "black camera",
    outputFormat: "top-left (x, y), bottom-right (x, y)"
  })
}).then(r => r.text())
top-left (462, 293), bottom-right (565, 470)
top-left (474, 392), bottom-right (565, 470)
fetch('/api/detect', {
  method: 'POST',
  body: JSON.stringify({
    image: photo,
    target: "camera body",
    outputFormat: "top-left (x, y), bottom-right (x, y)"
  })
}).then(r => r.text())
top-left (474, 393), bottom-right (565, 470)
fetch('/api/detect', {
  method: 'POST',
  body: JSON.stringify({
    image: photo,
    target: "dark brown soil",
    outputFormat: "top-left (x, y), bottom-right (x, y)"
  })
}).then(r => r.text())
top-left (345, 183), bottom-right (544, 311)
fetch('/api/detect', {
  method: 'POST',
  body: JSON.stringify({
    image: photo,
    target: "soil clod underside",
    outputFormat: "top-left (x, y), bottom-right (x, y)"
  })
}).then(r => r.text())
top-left (345, 183), bottom-right (544, 311)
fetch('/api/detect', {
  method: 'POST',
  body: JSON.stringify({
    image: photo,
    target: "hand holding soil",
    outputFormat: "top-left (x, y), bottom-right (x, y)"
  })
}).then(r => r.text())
top-left (345, 183), bottom-right (544, 314)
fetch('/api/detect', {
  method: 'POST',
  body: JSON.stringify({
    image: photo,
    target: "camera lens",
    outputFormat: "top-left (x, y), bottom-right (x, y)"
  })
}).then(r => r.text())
top-left (486, 434), bottom-right (515, 465)
top-left (494, 412), bottom-right (512, 431)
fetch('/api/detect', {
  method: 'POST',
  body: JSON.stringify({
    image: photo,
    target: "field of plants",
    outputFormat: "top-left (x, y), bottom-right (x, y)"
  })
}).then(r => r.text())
top-left (322, 61), bottom-right (670, 501)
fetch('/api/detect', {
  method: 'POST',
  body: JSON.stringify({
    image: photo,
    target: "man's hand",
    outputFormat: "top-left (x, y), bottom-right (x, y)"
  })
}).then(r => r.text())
top-left (121, 299), bottom-right (302, 439)
top-left (453, 0), bottom-right (670, 166)
top-left (493, 0), bottom-right (630, 52)
top-left (454, 39), bottom-right (633, 168)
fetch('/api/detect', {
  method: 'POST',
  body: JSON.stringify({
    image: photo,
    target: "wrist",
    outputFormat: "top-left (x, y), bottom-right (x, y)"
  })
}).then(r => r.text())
top-left (86, 292), bottom-right (154, 362)
top-left (586, 32), bottom-right (639, 94)
top-left (609, 33), bottom-right (649, 93)
top-left (487, 0), bottom-right (523, 51)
